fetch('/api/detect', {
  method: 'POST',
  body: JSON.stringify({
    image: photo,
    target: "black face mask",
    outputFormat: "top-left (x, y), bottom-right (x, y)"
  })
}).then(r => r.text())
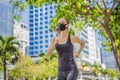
top-left (58, 24), bottom-right (67, 31)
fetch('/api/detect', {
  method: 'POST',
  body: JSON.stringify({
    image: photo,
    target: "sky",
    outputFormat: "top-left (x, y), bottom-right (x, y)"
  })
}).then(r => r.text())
top-left (20, 9), bottom-right (29, 25)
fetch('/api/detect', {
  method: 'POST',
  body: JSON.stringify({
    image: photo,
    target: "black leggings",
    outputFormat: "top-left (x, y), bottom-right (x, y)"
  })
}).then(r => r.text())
top-left (57, 66), bottom-right (78, 80)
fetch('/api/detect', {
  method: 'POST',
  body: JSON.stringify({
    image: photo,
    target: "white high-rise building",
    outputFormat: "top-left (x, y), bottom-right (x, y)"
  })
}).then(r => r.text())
top-left (13, 21), bottom-right (29, 56)
top-left (73, 26), bottom-right (101, 64)
top-left (72, 26), bottom-right (102, 80)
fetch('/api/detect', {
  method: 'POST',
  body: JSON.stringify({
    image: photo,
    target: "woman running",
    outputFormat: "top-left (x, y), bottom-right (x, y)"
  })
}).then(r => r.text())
top-left (48, 18), bottom-right (85, 80)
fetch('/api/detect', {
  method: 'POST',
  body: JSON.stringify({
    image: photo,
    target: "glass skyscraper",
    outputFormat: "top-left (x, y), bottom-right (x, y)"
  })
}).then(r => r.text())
top-left (95, 30), bottom-right (118, 70)
top-left (0, 0), bottom-right (14, 36)
top-left (29, 3), bottom-right (56, 56)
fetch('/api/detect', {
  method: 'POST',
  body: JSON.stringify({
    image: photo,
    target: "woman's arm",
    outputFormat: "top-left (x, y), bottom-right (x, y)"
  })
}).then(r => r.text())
top-left (47, 37), bottom-right (58, 56)
top-left (71, 35), bottom-right (85, 58)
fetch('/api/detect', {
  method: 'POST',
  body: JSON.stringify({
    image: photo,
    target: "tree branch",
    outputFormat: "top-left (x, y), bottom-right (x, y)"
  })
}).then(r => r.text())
top-left (108, 0), bottom-right (116, 17)
top-left (102, 0), bottom-right (107, 10)
top-left (94, 0), bottom-right (103, 11)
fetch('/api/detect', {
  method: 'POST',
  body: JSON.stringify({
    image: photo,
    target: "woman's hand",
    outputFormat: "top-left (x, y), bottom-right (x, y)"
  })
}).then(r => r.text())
top-left (74, 52), bottom-right (80, 58)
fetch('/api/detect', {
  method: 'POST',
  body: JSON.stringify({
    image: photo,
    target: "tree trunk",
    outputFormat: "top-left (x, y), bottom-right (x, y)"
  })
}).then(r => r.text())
top-left (3, 58), bottom-right (6, 80)
top-left (103, 23), bottom-right (120, 71)
top-left (111, 41), bottom-right (120, 71)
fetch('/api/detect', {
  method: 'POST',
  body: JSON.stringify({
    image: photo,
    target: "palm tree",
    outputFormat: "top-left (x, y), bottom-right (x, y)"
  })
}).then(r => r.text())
top-left (0, 35), bottom-right (20, 80)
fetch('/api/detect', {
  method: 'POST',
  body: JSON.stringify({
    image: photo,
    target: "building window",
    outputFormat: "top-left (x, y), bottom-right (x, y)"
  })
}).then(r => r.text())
top-left (35, 9), bottom-right (38, 13)
top-left (40, 22), bottom-right (43, 25)
top-left (35, 37), bottom-right (38, 40)
top-left (45, 7), bottom-right (48, 10)
top-left (30, 28), bottom-right (33, 31)
top-left (50, 11), bottom-right (53, 14)
top-left (40, 31), bottom-right (43, 34)
top-left (34, 46), bottom-right (38, 49)
top-left (45, 3), bottom-right (48, 6)
top-left (30, 42), bottom-right (33, 45)
top-left (30, 38), bottom-right (33, 40)
top-left (34, 6), bottom-right (38, 8)
top-left (50, 34), bottom-right (53, 37)
top-left (45, 21), bottom-right (48, 24)
top-left (45, 12), bottom-right (48, 15)
top-left (40, 8), bottom-right (43, 11)
top-left (30, 33), bottom-right (33, 36)
top-left (40, 13), bottom-right (42, 16)
top-left (45, 35), bottom-right (48, 38)
top-left (30, 15), bottom-right (33, 18)
top-left (40, 41), bottom-right (43, 44)
top-left (45, 30), bottom-right (48, 33)
top-left (29, 11), bottom-right (33, 14)
top-left (35, 32), bottom-right (38, 35)
top-left (50, 15), bottom-right (53, 18)
top-left (83, 49), bottom-right (89, 54)
top-left (29, 20), bottom-right (33, 23)
top-left (49, 29), bottom-right (53, 32)
top-left (45, 40), bottom-right (48, 43)
top-left (29, 24), bottom-right (33, 27)
top-left (50, 6), bottom-right (53, 9)
top-left (45, 45), bottom-right (48, 48)
top-left (30, 47), bottom-right (33, 50)
top-left (34, 51), bottom-right (38, 54)
top-left (40, 46), bottom-right (43, 48)
top-left (29, 51), bottom-right (33, 55)
top-left (45, 26), bottom-right (48, 29)
top-left (45, 16), bottom-right (48, 19)
top-left (40, 27), bottom-right (43, 29)
top-left (40, 36), bottom-right (43, 39)
top-left (30, 6), bottom-right (33, 9)
top-left (35, 14), bottom-right (38, 17)
top-left (35, 23), bottom-right (38, 26)
top-left (34, 41), bottom-right (38, 44)
top-left (40, 18), bottom-right (43, 20)
top-left (35, 27), bottom-right (38, 30)
top-left (40, 50), bottom-right (43, 52)
top-left (35, 19), bottom-right (38, 22)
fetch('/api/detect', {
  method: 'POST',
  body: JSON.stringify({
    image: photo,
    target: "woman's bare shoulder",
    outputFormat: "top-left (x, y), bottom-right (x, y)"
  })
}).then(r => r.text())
top-left (70, 35), bottom-right (77, 39)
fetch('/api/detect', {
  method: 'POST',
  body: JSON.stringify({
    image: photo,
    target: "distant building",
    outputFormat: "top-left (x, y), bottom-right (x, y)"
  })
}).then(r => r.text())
top-left (29, 2), bottom-right (56, 56)
top-left (95, 30), bottom-right (118, 70)
top-left (13, 21), bottom-right (29, 56)
top-left (0, 0), bottom-right (14, 36)
top-left (73, 26), bottom-right (102, 80)
top-left (73, 26), bottom-right (101, 64)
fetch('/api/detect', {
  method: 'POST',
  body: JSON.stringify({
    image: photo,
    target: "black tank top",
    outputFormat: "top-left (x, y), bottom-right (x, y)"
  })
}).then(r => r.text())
top-left (55, 34), bottom-right (76, 71)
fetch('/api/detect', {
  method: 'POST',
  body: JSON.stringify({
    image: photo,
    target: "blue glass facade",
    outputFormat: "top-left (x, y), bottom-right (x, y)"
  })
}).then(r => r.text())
top-left (0, 0), bottom-right (14, 36)
top-left (29, 3), bottom-right (56, 56)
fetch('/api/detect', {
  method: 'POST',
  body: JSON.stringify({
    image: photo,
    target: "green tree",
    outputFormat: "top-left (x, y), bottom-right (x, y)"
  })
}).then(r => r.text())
top-left (9, 53), bottom-right (58, 80)
top-left (0, 35), bottom-right (20, 80)
top-left (10, 0), bottom-right (120, 70)
top-left (82, 62), bottom-right (119, 79)
top-left (9, 56), bottom-right (39, 80)
top-left (38, 53), bottom-right (58, 80)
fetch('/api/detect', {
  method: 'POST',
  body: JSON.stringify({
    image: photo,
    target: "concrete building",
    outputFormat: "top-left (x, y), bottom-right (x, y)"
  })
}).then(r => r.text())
top-left (0, 0), bottom-right (14, 37)
top-left (72, 26), bottom-right (102, 80)
top-left (13, 21), bottom-right (29, 56)
top-left (73, 26), bottom-right (101, 64)
top-left (29, 2), bottom-right (56, 56)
